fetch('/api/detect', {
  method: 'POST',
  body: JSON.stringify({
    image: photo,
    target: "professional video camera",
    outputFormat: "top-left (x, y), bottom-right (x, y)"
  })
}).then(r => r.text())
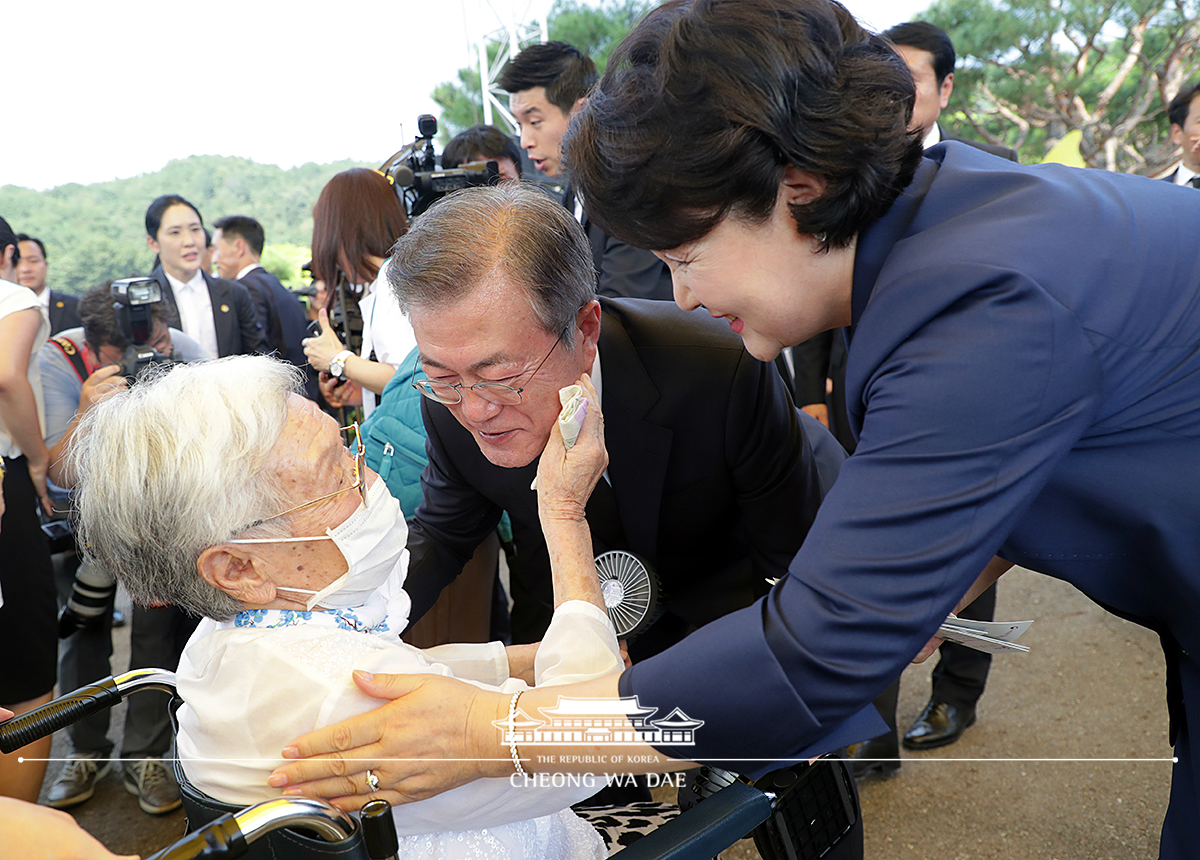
top-left (380, 114), bottom-right (500, 219)
top-left (110, 276), bottom-right (185, 381)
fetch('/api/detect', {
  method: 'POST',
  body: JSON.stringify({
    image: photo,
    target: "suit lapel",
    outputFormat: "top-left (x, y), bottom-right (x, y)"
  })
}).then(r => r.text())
top-left (597, 303), bottom-right (672, 560)
top-left (204, 273), bottom-right (234, 357)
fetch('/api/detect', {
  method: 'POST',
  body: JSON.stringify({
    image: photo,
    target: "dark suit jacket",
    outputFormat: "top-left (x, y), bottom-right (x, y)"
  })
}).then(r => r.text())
top-left (622, 143), bottom-right (1200, 810)
top-left (238, 266), bottom-right (318, 400)
top-left (563, 186), bottom-right (675, 301)
top-left (150, 267), bottom-right (264, 357)
top-left (405, 297), bottom-right (832, 658)
top-left (1162, 167), bottom-right (1199, 187)
top-left (46, 290), bottom-right (82, 335)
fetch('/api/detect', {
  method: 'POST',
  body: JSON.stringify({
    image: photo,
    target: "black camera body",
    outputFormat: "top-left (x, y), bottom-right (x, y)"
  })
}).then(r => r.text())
top-left (110, 277), bottom-right (185, 382)
top-left (381, 114), bottom-right (500, 219)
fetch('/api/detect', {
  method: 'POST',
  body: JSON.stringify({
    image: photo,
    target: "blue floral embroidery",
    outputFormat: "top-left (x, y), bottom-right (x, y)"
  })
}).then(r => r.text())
top-left (234, 607), bottom-right (391, 635)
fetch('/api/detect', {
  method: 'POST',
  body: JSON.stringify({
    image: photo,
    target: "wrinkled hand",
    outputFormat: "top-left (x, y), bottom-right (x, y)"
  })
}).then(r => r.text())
top-left (535, 373), bottom-right (607, 522)
top-left (269, 671), bottom-right (505, 810)
top-left (319, 374), bottom-right (362, 408)
top-left (302, 309), bottom-right (346, 372)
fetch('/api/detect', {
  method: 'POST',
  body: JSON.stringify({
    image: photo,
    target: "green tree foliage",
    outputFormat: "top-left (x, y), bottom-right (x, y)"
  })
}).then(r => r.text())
top-left (431, 0), bottom-right (656, 140)
top-left (925, 0), bottom-right (1200, 172)
top-left (0, 156), bottom-right (366, 295)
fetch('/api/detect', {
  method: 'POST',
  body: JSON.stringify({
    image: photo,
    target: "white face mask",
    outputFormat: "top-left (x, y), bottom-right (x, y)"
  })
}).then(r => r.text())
top-left (228, 478), bottom-right (409, 611)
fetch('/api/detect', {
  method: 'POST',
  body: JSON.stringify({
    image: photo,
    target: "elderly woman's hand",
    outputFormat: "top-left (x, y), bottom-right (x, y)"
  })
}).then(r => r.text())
top-left (269, 670), bottom-right (508, 809)
top-left (302, 309), bottom-right (347, 373)
top-left (535, 373), bottom-right (607, 524)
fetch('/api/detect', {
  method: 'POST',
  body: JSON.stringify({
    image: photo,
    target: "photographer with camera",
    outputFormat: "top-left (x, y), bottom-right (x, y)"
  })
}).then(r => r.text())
top-left (302, 168), bottom-right (414, 418)
top-left (36, 280), bottom-right (209, 815)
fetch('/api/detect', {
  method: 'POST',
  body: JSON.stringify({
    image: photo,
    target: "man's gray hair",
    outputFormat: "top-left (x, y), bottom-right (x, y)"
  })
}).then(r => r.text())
top-left (71, 356), bottom-right (302, 621)
top-left (386, 183), bottom-right (597, 346)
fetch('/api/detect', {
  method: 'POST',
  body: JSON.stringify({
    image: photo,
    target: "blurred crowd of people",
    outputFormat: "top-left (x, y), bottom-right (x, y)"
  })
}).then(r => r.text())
top-left (2, 6), bottom-right (1200, 858)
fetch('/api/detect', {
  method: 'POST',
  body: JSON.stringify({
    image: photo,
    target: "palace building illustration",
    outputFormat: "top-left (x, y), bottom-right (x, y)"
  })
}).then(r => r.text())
top-left (494, 696), bottom-right (704, 746)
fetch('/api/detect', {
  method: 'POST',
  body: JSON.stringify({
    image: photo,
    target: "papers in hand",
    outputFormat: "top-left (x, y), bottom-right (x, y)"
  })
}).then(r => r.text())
top-left (557, 384), bottom-right (588, 449)
top-left (937, 614), bottom-right (1034, 654)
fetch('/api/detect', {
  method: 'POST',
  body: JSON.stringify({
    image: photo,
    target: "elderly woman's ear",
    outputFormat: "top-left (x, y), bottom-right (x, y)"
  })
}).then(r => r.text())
top-left (198, 546), bottom-right (277, 607)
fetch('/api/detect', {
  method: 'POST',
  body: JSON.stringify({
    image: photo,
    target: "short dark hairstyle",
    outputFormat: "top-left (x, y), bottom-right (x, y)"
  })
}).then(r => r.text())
top-left (213, 215), bottom-right (265, 257)
top-left (565, 0), bottom-right (923, 251)
top-left (498, 41), bottom-right (598, 114)
top-left (146, 195), bottom-right (203, 238)
top-left (884, 21), bottom-right (956, 85)
top-left (78, 280), bottom-right (168, 354)
top-left (15, 234), bottom-right (47, 260)
top-left (442, 126), bottom-right (524, 178)
top-left (0, 216), bottom-right (17, 263)
top-left (1168, 81), bottom-right (1200, 129)
top-left (311, 168), bottom-right (408, 290)
top-left (387, 184), bottom-right (595, 348)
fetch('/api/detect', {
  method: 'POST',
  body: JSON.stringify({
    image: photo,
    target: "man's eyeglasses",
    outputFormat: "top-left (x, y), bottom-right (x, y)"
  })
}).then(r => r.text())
top-left (236, 423), bottom-right (365, 534)
top-left (411, 332), bottom-right (564, 406)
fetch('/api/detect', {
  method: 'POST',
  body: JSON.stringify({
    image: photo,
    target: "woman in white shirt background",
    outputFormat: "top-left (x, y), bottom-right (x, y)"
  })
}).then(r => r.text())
top-left (0, 218), bottom-right (57, 802)
top-left (303, 168), bottom-right (415, 418)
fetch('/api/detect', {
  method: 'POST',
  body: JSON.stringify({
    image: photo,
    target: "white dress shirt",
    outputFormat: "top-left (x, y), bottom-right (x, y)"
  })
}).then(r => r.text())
top-left (165, 269), bottom-right (219, 358)
top-left (1172, 162), bottom-right (1198, 186)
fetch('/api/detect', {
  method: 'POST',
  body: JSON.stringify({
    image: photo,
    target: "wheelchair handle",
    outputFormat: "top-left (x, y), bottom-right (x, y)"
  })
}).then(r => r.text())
top-left (0, 668), bottom-right (176, 753)
top-left (145, 797), bottom-right (357, 860)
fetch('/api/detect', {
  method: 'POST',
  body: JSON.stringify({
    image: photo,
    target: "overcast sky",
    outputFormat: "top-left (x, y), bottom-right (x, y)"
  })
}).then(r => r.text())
top-left (5, 0), bottom-right (929, 192)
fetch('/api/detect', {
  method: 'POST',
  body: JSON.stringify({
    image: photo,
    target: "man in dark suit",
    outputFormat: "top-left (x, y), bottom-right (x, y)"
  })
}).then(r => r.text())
top-left (15, 234), bottom-right (81, 334)
top-left (1164, 81), bottom-right (1200, 188)
top-left (499, 42), bottom-right (675, 302)
top-left (390, 183), bottom-right (834, 663)
top-left (143, 195), bottom-right (263, 358)
top-left (211, 215), bottom-right (315, 398)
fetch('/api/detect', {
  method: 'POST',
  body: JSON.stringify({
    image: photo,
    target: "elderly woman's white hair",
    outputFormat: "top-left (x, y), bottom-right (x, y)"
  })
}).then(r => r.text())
top-left (71, 356), bottom-right (304, 620)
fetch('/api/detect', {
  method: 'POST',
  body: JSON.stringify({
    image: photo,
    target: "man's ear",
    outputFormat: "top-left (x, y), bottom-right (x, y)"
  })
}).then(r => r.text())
top-left (938, 72), bottom-right (954, 110)
top-left (568, 96), bottom-right (588, 119)
top-left (576, 300), bottom-right (602, 368)
top-left (197, 545), bottom-right (274, 606)
top-left (1171, 124), bottom-right (1185, 148)
top-left (780, 164), bottom-right (827, 208)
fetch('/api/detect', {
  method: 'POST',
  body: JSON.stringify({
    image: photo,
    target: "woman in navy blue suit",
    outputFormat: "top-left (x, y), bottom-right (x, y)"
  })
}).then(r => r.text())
top-left (269, 2), bottom-right (1200, 854)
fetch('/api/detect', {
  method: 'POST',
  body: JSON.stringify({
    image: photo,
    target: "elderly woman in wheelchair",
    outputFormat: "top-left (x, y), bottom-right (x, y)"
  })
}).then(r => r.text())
top-left (70, 355), bottom-right (627, 860)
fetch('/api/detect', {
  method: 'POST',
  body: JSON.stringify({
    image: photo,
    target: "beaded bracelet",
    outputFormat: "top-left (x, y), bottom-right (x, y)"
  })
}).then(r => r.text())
top-left (508, 690), bottom-right (527, 776)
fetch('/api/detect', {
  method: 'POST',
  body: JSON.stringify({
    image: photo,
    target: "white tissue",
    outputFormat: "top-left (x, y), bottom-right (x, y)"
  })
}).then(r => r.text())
top-left (557, 384), bottom-right (588, 449)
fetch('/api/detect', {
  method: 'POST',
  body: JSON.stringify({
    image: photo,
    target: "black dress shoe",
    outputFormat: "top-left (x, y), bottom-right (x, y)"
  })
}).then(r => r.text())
top-left (902, 700), bottom-right (976, 750)
top-left (845, 734), bottom-right (901, 781)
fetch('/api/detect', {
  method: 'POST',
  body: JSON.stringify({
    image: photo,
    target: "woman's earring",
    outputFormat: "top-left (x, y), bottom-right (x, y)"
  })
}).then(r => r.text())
top-left (815, 232), bottom-right (828, 244)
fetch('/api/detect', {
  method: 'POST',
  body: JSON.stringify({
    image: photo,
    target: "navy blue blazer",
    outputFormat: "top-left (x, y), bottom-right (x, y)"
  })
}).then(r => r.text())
top-left (150, 267), bottom-right (264, 357)
top-left (623, 145), bottom-right (1200, 788)
top-left (238, 266), bottom-right (317, 400)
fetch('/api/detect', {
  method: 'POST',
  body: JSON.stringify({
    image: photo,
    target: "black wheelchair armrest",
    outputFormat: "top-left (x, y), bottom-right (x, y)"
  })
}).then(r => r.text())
top-left (608, 779), bottom-right (772, 860)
